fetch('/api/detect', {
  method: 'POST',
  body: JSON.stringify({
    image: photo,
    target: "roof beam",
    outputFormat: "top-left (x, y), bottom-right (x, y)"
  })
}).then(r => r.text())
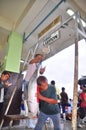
top-left (0, 16), bottom-right (13, 31)
top-left (16, 0), bottom-right (49, 33)
top-left (14, 0), bottom-right (36, 30)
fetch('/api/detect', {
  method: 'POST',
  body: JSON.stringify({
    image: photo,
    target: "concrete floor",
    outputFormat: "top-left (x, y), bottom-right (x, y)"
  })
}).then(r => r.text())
top-left (1, 120), bottom-right (86, 130)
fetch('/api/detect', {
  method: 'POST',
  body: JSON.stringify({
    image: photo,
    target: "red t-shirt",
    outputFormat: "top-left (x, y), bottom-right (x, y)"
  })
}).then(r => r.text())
top-left (80, 92), bottom-right (86, 108)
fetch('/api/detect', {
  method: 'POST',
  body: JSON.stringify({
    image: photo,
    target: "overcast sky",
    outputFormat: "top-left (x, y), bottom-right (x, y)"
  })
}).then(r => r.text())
top-left (42, 39), bottom-right (86, 99)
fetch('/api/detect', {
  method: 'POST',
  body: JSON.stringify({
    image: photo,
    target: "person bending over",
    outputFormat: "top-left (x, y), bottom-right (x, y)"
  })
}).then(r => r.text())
top-left (34, 76), bottom-right (62, 130)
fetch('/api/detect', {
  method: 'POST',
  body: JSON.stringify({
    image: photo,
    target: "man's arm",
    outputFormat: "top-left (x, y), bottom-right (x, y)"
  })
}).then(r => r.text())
top-left (37, 92), bottom-right (58, 104)
top-left (0, 81), bottom-right (11, 90)
top-left (4, 81), bottom-right (12, 88)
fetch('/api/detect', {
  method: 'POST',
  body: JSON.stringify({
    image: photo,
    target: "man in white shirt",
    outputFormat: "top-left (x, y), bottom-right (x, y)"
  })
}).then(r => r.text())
top-left (23, 54), bottom-right (45, 128)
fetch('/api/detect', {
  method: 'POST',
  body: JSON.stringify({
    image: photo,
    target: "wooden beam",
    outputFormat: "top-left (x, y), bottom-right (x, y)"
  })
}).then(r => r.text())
top-left (15, 0), bottom-right (36, 29)
top-left (72, 33), bottom-right (78, 130)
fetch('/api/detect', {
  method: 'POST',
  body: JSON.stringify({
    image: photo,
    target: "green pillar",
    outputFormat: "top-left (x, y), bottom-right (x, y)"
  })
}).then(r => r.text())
top-left (3, 32), bottom-right (23, 73)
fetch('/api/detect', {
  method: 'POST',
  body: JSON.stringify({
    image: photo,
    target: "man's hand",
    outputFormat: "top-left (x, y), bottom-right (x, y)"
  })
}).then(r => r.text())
top-left (37, 92), bottom-right (44, 100)
top-left (37, 92), bottom-right (58, 104)
top-left (40, 67), bottom-right (46, 74)
top-left (5, 81), bottom-right (12, 88)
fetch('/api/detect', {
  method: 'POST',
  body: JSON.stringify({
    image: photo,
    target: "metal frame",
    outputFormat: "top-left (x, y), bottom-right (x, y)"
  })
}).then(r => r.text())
top-left (23, 11), bottom-right (86, 65)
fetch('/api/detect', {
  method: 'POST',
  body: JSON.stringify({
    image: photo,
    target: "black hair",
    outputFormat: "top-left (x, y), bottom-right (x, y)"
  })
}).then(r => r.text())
top-left (62, 87), bottom-right (65, 91)
top-left (37, 76), bottom-right (47, 86)
top-left (34, 54), bottom-right (43, 58)
top-left (2, 71), bottom-right (10, 77)
top-left (51, 80), bottom-right (55, 85)
top-left (82, 85), bottom-right (86, 88)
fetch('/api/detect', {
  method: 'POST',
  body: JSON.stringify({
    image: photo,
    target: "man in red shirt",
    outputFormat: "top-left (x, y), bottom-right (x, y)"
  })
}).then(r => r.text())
top-left (78, 85), bottom-right (86, 128)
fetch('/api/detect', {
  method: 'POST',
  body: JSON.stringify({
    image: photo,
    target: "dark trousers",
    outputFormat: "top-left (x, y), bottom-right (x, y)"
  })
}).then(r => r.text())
top-left (0, 102), bottom-right (3, 110)
top-left (0, 102), bottom-right (3, 118)
top-left (78, 107), bottom-right (86, 119)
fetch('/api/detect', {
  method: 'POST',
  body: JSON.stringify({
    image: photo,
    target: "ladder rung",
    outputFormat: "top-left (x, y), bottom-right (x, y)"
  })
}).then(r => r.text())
top-left (4, 115), bottom-right (28, 120)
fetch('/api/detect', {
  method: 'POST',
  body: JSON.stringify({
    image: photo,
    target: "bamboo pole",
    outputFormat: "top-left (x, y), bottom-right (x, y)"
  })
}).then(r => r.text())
top-left (72, 26), bottom-right (78, 130)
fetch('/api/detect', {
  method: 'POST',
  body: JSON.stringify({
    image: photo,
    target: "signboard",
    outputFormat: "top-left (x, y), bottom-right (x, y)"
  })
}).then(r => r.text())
top-left (38, 15), bottom-right (61, 38)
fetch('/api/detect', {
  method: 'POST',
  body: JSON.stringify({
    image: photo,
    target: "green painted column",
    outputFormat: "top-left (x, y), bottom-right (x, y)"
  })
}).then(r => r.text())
top-left (3, 32), bottom-right (23, 73)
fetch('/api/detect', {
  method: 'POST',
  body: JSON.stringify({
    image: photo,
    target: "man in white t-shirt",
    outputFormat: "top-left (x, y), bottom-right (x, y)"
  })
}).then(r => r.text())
top-left (23, 54), bottom-right (45, 99)
top-left (22, 54), bottom-right (45, 128)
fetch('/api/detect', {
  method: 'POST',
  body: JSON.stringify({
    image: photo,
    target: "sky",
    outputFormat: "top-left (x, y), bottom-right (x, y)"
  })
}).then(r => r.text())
top-left (42, 39), bottom-right (86, 99)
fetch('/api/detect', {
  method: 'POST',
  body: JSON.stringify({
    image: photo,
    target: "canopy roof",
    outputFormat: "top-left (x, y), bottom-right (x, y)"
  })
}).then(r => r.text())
top-left (0, 0), bottom-right (86, 69)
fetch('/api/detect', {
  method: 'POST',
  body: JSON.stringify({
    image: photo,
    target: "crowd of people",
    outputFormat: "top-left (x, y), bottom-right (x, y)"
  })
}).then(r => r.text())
top-left (0, 53), bottom-right (86, 130)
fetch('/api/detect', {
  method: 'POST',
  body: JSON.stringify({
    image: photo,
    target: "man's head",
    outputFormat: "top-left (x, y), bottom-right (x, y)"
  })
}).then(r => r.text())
top-left (37, 76), bottom-right (48, 91)
top-left (62, 87), bottom-right (65, 91)
top-left (34, 54), bottom-right (44, 63)
top-left (51, 80), bottom-right (55, 85)
top-left (1, 71), bottom-right (10, 82)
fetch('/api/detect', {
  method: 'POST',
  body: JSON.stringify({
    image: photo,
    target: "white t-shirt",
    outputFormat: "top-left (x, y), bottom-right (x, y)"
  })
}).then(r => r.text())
top-left (25, 63), bottom-right (37, 81)
top-left (0, 88), bottom-right (4, 103)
